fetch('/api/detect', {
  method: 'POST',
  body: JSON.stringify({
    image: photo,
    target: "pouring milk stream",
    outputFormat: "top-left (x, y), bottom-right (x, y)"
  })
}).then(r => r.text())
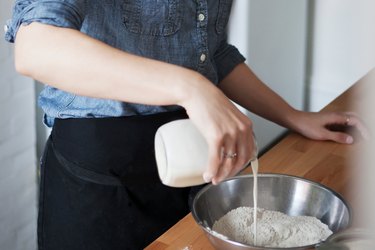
top-left (154, 119), bottom-right (259, 244)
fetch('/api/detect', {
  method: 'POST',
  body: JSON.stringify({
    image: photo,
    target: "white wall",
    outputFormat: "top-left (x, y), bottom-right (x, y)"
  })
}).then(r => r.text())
top-left (229, 0), bottom-right (375, 151)
top-left (229, 0), bottom-right (308, 152)
top-left (0, 1), bottom-right (38, 250)
top-left (310, 0), bottom-right (375, 237)
top-left (308, 0), bottom-right (375, 111)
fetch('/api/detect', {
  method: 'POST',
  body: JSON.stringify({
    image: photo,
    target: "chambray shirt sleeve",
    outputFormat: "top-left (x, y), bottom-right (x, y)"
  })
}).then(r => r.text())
top-left (5, 0), bottom-right (86, 43)
top-left (214, 37), bottom-right (246, 83)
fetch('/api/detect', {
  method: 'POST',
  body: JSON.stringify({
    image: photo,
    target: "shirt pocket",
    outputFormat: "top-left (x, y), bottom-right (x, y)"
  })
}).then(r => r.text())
top-left (121, 0), bottom-right (181, 36)
top-left (215, 0), bottom-right (233, 35)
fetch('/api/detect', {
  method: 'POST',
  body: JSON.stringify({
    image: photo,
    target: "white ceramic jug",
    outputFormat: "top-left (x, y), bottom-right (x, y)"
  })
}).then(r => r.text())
top-left (154, 119), bottom-right (257, 187)
top-left (154, 119), bottom-right (207, 187)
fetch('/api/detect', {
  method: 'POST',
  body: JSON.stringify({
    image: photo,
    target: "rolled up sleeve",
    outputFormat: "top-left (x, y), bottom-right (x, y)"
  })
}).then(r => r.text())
top-left (5, 0), bottom-right (86, 43)
top-left (214, 37), bottom-right (246, 83)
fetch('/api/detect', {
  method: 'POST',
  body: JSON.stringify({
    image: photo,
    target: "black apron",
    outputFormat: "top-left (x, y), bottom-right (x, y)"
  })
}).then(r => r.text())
top-left (37, 110), bottom-right (203, 250)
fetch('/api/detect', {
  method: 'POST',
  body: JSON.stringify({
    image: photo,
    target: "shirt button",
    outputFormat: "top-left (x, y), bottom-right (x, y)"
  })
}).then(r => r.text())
top-left (200, 53), bottom-right (206, 62)
top-left (198, 13), bottom-right (205, 22)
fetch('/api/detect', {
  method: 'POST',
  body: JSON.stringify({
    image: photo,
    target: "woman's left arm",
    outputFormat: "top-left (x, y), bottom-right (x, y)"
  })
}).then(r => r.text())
top-left (218, 63), bottom-right (369, 144)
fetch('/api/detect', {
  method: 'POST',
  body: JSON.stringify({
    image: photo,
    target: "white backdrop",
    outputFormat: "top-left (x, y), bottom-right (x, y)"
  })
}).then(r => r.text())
top-left (309, 0), bottom-right (375, 111)
top-left (228, 0), bottom-right (308, 152)
top-left (228, 0), bottom-right (375, 152)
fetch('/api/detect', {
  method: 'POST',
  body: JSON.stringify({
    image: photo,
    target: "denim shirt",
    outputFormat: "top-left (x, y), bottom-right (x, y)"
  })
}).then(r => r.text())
top-left (5, 0), bottom-right (245, 127)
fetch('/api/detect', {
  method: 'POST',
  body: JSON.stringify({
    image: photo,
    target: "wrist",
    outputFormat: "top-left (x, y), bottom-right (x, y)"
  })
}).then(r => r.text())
top-left (175, 70), bottom-right (214, 110)
top-left (283, 109), bottom-right (305, 132)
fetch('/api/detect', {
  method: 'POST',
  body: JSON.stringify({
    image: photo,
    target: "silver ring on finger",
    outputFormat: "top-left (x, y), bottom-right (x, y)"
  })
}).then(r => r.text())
top-left (345, 115), bottom-right (351, 126)
top-left (223, 152), bottom-right (237, 159)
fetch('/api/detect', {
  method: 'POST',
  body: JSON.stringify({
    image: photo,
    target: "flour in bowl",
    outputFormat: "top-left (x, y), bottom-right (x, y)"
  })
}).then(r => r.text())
top-left (212, 207), bottom-right (333, 247)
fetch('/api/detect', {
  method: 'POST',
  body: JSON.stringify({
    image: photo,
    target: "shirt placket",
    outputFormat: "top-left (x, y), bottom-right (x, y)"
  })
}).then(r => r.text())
top-left (196, 1), bottom-right (209, 74)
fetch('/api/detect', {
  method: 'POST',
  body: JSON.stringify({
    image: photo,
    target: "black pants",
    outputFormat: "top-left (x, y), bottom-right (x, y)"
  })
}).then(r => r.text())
top-left (38, 110), bottom-right (202, 250)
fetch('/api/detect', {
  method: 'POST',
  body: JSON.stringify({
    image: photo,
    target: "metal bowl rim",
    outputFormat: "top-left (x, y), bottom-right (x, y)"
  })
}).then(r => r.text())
top-left (191, 173), bottom-right (352, 249)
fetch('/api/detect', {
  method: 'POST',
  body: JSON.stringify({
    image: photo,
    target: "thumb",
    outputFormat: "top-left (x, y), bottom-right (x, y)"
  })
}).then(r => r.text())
top-left (326, 131), bottom-right (354, 144)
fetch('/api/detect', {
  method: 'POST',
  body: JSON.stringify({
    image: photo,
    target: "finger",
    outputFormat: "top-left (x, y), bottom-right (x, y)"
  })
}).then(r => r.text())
top-left (228, 125), bottom-right (253, 177)
top-left (203, 138), bottom-right (223, 183)
top-left (323, 112), bottom-right (350, 126)
top-left (344, 112), bottom-right (371, 139)
top-left (325, 130), bottom-right (354, 144)
top-left (212, 139), bottom-right (237, 184)
top-left (324, 112), bottom-right (369, 142)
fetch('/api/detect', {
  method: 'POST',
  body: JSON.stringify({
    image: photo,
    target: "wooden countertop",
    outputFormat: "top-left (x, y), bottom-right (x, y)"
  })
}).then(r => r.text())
top-left (146, 68), bottom-right (375, 250)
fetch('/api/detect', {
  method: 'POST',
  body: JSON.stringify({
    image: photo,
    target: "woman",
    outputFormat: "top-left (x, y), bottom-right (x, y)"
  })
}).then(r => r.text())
top-left (5, 1), bottom-right (367, 249)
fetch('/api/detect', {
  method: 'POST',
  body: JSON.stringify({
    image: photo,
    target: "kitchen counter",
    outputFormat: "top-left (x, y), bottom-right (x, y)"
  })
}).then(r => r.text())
top-left (146, 68), bottom-right (375, 250)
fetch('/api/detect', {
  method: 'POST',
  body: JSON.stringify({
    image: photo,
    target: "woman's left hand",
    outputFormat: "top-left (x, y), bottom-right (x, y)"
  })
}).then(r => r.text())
top-left (218, 63), bottom-right (370, 145)
top-left (291, 111), bottom-right (370, 144)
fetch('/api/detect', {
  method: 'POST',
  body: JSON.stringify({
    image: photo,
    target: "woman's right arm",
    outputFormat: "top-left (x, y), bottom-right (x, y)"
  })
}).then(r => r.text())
top-left (16, 22), bottom-right (201, 107)
top-left (15, 22), bottom-right (255, 184)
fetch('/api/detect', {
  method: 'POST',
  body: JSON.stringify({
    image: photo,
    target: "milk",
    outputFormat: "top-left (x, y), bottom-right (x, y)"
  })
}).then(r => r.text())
top-left (251, 158), bottom-right (259, 246)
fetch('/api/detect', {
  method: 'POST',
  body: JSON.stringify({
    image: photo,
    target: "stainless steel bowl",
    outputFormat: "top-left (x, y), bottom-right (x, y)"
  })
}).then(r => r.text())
top-left (192, 174), bottom-right (351, 250)
top-left (318, 228), bottom-right (375, 249)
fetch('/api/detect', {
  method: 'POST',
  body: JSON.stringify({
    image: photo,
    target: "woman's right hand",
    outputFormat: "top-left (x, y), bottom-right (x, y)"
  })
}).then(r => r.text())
top-left (178, 73), bottom-right (256, 185)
